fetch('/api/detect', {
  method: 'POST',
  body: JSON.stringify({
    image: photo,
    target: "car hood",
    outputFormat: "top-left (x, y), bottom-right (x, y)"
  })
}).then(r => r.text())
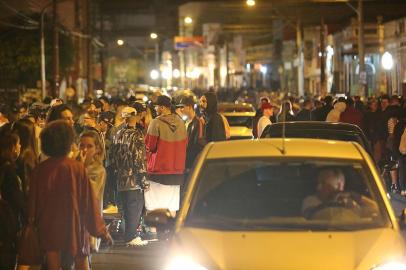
top-left (171, 227), bottom-right (405, 270)
top-left (229, 126), bottom-right (252, 137)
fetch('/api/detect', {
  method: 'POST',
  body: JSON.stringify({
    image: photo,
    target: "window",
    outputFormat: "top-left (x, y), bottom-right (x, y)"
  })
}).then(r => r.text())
top-left (187, 158), bottom-right (389, 231)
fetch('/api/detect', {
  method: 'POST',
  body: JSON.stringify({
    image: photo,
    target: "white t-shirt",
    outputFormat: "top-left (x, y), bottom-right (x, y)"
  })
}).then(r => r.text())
top-left (257, 115), bottom-right (272, 138)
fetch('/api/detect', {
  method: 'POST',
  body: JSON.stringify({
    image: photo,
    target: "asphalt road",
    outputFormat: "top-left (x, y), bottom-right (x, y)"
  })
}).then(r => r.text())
top-left (92, 241), bottom-right (167, 270)
top-left (92, 195), bottom-right (406, 270)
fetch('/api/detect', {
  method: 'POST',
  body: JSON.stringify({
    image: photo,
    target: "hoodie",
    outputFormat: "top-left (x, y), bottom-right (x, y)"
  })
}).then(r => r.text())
top-left (145, 114), bottom-right (187, 177)
top-left (203, 92), bottom-right (226, 142)
top-left (326, 102), bottom-right (346, 122)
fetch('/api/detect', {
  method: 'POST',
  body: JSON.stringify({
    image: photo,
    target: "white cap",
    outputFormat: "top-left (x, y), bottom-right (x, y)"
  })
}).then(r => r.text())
top-left (121, 106), bottom-right (137, 118)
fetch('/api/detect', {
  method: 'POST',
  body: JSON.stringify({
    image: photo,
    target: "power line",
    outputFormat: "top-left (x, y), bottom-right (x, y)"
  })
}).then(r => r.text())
top-left (0, 0), bottom-right (39, 25)
top-left (0, 20), bottom-right (38, 30)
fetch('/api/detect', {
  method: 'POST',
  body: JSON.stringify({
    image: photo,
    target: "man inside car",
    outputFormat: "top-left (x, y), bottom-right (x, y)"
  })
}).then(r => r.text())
top-left (302, 168), bottom-right (378, 219)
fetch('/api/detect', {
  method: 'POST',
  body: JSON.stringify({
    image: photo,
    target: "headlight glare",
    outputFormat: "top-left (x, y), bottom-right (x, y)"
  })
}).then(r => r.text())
top-left (372, 262), bottom-right (406, 270)
top-left (165, 256), bottom-right (208, 270)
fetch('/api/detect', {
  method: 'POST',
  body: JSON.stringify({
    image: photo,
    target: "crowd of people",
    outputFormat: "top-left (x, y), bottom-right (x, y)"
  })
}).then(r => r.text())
top-left (0, 89), bottom-right (230, 269)
top-left (253, 93), bottom-right (406, 195)
top-left (1, 88), bottom-right (406, 269)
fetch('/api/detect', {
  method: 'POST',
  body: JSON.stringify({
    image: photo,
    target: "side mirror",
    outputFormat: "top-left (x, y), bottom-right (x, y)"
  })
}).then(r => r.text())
top-left (145, 209), bottom-right (175, 230)
top-left (399, 208), bottom-right (406, 230)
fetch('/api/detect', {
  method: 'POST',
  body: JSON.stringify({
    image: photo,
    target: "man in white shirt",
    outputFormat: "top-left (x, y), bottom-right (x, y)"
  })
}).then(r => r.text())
top-left (257, 103), bottom-right (273, 138)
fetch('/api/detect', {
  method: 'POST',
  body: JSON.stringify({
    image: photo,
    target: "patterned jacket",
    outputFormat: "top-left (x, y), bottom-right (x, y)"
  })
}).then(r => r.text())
top-left (110, 124), bottom-right (147, 191)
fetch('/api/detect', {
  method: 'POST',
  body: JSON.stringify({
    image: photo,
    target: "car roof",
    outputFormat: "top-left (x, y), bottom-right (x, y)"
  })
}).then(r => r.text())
top-left (222, 112), bottom-right (255, 116)
top-left (266, 121), bottom-right (364, 132)
top-left (205, 138), bottom-right (364, 160)
top-left (218, 102), bottom-right (255, 112)
top-left (260, 121), bottom-right (372, 155)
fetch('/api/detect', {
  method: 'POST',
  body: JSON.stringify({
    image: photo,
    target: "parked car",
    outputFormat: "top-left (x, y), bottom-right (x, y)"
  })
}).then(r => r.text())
top-left (260, 121), bottom-right (373, 158)
top-left (222, 112), bottom-right (255, 140)
top-left (218, 102), bottom-right (255, 113)
top-left (148, 138), bottom-right (406, 270)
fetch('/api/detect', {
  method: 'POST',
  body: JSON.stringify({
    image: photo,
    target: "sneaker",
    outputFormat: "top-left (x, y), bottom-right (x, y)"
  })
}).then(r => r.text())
top-left (127, 236), bottom-right (148, 247)
top-left (103, 204), bottom-right (118, 214)
top-left (390, 184), bottom-right (399, 194)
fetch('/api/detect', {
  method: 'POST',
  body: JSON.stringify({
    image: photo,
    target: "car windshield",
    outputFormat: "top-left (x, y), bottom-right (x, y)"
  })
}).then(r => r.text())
top-left (224, 116), bottom-right (253, 128)
top-left (186, 158), bottom-right (390, 231)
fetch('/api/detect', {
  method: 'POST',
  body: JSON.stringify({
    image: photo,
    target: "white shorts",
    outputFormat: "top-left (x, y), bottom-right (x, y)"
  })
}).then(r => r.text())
top-left (144, 181), bottom-right (180, 212)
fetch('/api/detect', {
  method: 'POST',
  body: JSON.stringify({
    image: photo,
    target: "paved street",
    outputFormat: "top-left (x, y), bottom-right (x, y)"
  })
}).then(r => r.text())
top-left (92, 241), bottom-right (167, 270)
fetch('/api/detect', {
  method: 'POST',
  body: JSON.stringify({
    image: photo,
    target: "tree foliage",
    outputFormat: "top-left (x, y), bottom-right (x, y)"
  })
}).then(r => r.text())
top-left (0, 15), bottom-right (74, 88)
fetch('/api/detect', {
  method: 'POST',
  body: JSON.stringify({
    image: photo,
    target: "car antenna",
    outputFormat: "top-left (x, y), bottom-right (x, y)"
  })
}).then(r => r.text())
top-left (280, 101), bottom-right (287, 155)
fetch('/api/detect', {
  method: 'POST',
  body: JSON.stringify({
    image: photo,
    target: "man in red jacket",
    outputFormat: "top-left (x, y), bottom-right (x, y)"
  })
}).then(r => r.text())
top-left (144, 95), bottom-right (187, 216)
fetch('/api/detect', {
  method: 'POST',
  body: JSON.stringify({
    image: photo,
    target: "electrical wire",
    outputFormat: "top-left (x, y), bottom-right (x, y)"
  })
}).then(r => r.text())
top-left (0, 20), bottom-right (38, 30)
top-left (0, 0), bottom-right (39, 25)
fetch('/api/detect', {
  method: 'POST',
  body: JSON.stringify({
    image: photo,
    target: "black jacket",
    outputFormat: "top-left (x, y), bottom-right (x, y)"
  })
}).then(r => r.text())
top-left (296, 109), bottom-right (313, 121)
top-left (203, 92), bottom-right (226, 142)
top-left (186, 116), bottom-right (205, 169)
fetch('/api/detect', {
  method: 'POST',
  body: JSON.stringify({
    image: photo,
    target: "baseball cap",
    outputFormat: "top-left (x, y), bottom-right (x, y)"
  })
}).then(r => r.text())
top-left (156, 95), bottom-right (172, 108)
top-left (98, 111), bottom-right (115, 126)
top-left (261, 103), bottom-right (273, 111)
top-left (130, 102), bottom-right (146, 113)
top-left (121, 106), bottom-right (137, 118)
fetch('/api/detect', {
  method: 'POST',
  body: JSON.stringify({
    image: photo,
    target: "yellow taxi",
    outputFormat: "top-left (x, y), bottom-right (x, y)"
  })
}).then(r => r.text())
top-left (152, 139), bottom-right (406, 270)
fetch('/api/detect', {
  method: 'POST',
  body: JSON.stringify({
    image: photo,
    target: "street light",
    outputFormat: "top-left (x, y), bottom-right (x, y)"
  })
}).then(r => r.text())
top-left (382, 51), bottom-right (394, 95)
top-left (150, 32), bottom-right (158, 39)
top-left (246, 0), bottom-right (256, 7)
top-left (382, 51), bottom-right (393, 70)
top-left (184, 16), bottom-right (193, 24)
top-left (117, 39), bottom-right (124, 46)
top-left (150, 69), bottom-right (160, 80)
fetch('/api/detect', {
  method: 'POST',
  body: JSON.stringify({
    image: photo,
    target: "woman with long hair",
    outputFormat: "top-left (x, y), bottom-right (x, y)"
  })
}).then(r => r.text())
top-left (78, 130), bottom-right (106, 252)
top-left (11, 119), bottom-right (39, 196)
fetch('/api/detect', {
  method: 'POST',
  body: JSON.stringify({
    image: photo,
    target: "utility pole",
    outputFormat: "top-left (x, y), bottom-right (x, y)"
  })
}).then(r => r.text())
top-left (226, 38), bottom-right (230, 89)
top-left (100, 11), bottom-right (106, 91)
top-left (296, 20), bottom-right (304, 97)
top-left (358, 0), bottom-right (367, 97)
top-left (52, 0), bottom-right (59, 98)
top-left (320, 18), bottom-right (327, 95)
top-left (86, 0), bottom-right (93, 97)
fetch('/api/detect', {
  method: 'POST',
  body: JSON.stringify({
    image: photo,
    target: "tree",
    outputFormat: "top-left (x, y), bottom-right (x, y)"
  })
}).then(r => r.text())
top-left (0, 15), bottom-right (74, 89)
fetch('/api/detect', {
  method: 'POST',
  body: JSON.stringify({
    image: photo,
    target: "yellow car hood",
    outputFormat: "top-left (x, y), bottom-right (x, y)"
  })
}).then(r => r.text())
top-left (173, 227), bottom-right (406, 270)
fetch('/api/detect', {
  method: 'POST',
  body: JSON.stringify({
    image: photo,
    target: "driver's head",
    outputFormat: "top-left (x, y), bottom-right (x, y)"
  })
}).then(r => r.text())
top-left (317, 168), bottom-right (345, 200)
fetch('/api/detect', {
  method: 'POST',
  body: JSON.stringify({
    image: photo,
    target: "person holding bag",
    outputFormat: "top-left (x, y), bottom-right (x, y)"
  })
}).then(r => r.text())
top-left (20, 120), bottom-right (112, 270)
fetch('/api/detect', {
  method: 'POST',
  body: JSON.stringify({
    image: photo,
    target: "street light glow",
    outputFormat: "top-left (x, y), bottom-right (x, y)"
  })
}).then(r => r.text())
top-left (150, 33), bottom-right (158, 39)
top-left (150, 69), bottom-right (160, 80)
top-left (382, 51), bottom-right (394, 70)
top-left (246, 0), bottom-right (255, 7)
top-left (184, 16), bottom-right (193, 24)
top-left (260, 65), bottom-right (267, 74)
top-left (172, 69), bottom-right (181, 78)
top-left (117, 39), bottom-right (124, 46)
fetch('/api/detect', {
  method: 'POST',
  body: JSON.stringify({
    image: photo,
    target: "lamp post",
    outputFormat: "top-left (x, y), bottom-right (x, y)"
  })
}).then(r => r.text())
top-left (382, 51), bottom-right (394, 95)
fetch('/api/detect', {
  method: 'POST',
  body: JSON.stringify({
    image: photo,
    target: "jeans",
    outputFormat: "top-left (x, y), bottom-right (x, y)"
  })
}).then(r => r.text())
top-left (104, 166), bottom-right (118, 207)
top-left (120, 190), bottom-right (144, 242)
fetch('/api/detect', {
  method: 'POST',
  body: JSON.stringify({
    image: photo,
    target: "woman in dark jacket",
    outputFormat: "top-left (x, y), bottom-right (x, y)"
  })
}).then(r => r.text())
top-left (0, 132), bottom-right (24, 270)
top-left (200, 92), bottom-right (226, 142)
